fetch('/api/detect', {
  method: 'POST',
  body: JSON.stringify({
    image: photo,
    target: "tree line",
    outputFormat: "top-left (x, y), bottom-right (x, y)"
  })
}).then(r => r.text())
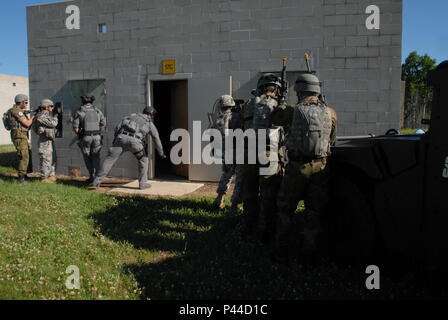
top-left (401, 51), bottom-right (437, 129)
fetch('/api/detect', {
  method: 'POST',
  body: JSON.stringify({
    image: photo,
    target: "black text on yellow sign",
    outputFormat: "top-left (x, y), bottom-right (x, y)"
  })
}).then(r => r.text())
top-left (162, 60), bottom-right (176, 75)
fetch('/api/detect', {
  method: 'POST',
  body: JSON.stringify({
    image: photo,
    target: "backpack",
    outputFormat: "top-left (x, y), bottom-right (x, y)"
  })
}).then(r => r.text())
top-left (121, 114), bottom-right (147, 136)
top-left (287, 101), bottom-right (332, 160)
top-left (2, 108), bottom-right (13, 131)
top-left (80, 106), bottom-right (101, 132)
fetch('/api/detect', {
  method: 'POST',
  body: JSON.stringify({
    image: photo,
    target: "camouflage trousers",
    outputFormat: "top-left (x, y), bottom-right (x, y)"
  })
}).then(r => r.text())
top-left (242, 162), bottom-right (283, 237)
top-left (38, 136), bottom-right (56, 179)
top-left (276, 159), bottom-right (330, 252)
top-left (216, 164), bottom-right (244, 205)
top-left (12, 136), bottom-right (31, 178)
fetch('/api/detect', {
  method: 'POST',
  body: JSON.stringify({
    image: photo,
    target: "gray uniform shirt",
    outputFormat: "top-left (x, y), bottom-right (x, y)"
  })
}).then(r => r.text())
top-left (116, 113), bottom-right (164, 157)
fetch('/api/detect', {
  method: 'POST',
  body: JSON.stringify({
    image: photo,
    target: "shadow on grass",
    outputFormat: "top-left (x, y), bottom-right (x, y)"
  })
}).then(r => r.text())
top-left (91, 196), bottom-right (393, 300)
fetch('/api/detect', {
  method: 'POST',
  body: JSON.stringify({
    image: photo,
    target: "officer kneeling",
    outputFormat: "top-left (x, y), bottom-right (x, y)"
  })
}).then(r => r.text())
top-left (92, 107), bottom-right (166, 190)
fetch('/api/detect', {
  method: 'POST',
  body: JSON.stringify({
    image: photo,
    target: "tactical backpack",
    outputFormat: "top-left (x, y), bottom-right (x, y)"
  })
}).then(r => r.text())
top-left (253, 95), bottom-right (278, 130)
top-left (120, 114), bottom-right (148, 138)
top-left (81, 106), bottom-right (101, 133)
top-left (287, 101), bottom-right (332, 160)
top-left (2, 108), bottom-right (13, 131)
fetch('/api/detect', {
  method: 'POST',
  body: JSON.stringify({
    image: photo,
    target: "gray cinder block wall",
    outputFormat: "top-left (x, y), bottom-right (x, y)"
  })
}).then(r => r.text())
top-left (27, 0), bottom-right (403, 181)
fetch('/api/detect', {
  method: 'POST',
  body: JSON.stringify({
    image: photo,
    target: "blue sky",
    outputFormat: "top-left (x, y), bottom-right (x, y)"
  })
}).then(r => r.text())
top-left (0, 0), bottom-right (446, 77)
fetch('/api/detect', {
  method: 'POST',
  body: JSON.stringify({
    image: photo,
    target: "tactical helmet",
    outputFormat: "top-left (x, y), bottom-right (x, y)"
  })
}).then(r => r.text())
top-left (257, 73), bottom-right (282, 90)
top-left (15, 94), bottom-right (29, 104)
top-left (294, 73), bottom-right (321, 94)
top-left (220, 95), bottom-right (235, 108)
top-left (81, 95), bottom-right (95, 104)
top-left (41, 99), bottom-right (54, 108)
top-left (143, 106), bottom-right (157, 115)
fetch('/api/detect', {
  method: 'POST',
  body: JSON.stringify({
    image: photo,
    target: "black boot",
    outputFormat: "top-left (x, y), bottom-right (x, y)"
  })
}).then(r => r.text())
top-left (18, 176), bottom-right (28, 184)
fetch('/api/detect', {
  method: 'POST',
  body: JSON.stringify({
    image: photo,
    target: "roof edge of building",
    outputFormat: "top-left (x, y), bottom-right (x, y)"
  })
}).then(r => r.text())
top-left (27, 0), bottom-right (73, 8)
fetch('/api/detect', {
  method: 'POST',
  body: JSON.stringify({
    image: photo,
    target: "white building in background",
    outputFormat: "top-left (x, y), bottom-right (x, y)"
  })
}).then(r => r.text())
top-left (0, 74), bottom-right (29, 145)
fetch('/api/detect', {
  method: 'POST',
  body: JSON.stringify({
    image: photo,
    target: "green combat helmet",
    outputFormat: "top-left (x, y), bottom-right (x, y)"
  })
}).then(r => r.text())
top-left (294, 73), bottom-right (321, 94)
top-left (257, 73), bottom-right (282, 91)
top-left (40, 99), bottom-right (54, 107)
top-left (15, 94), bottom-right (29, 104)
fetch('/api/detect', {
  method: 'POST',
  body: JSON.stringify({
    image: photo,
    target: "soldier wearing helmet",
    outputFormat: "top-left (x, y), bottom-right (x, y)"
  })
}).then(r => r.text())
top-left (6, 94), bottom-right (34, 183)
top-left (241, 73), bottom-right (294, 243)
top-left (35, 99), bottom-right (58, 183)
top-left (212, 95), bottom-right (244, 212)
top-left (273, 72), bottom-right (338, 264)
top-left (72, 95), bottom-right (107, 183)
top-left (92, 106), bottom-right (166, 190)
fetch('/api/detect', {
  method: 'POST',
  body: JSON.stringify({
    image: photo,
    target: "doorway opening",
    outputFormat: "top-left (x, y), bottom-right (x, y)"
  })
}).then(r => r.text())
top-left (152, 80), bottom-right (189, 180)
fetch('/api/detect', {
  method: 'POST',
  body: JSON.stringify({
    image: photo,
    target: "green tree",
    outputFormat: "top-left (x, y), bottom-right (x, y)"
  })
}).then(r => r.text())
top-left (401, 51), bottom-right (437, 129)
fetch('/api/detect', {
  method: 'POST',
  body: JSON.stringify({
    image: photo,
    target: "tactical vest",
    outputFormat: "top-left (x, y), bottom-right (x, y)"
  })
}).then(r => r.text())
top-left (286, 101), bottom-right (332, 161)
top-left (120, 113), bottom-right (149, 140)
top-left (81, 105), bottom-right (101, 133)
top-left (253, 95), bottom-right (278, 130)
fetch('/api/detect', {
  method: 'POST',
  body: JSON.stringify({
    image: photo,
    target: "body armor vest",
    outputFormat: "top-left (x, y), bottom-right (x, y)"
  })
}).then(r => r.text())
top-left (121, 113), bottom-right (149, 139)
top-left (287, 101), bottom-right (332, 160)
top-left (81, 105), bottom-right (101, 133)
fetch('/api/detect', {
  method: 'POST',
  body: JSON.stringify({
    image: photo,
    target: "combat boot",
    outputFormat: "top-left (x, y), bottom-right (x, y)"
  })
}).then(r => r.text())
top-left (41, 177), bottom-right (56, 184)
top-left (18, 176), bottom-right (28, 184)
top-left (213, 194), bottom-right (226, 210)
top-left (139, 183), bottom-right (151, 190)
top-left (229, 202), bottom-right (242, 214)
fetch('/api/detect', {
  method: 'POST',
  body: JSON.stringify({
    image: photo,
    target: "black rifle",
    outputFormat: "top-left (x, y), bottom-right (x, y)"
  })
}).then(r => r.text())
top-left (304, 53), bottom-right (327, 104)
top-left (279, 57), bottom-right (289, 105)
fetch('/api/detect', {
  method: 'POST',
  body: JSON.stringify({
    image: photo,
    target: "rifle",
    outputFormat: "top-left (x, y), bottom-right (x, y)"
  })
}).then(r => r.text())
top-left (279, 57), bottom-right (289, 105)
top-left (304, 53), bottom-right (327, 104)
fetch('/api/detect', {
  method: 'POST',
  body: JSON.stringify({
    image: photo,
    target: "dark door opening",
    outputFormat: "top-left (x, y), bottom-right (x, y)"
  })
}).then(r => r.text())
top-left (152, 80), bottom-right (188, 180)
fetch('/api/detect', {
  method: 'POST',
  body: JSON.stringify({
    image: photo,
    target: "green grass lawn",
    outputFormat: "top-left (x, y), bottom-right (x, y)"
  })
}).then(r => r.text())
top-left (0, 145), bottom-right (430, 300)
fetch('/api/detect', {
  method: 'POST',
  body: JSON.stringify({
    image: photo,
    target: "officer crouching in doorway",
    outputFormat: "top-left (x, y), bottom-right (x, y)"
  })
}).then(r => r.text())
top-left (92, 106), bottom-right (166, 190)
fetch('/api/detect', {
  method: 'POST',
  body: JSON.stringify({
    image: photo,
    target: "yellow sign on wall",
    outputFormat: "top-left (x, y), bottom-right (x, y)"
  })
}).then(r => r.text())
top-left (162, 60), bottom-right (176, 74)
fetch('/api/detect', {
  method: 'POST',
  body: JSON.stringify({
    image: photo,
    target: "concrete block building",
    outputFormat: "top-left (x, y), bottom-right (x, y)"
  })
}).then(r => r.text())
top-left (0, 74), bottom-right (29, 145)
top-left (27, 0), bottom-right (403, 182)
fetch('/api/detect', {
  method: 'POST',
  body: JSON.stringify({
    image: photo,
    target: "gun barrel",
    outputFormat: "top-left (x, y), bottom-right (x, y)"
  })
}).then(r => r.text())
top-left (304, 53), bottom-right (312, 73)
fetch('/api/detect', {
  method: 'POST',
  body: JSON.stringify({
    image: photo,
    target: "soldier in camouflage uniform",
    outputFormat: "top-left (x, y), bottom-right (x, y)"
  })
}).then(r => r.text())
top-left (212, 95), bottom-right (244, 212)
top-left (92, 106), bottom-right (166, 190)
top-left (6, 94), bottom-right (34, 184)
top-left (241, 74), bottom-right (293, 242)
top-left (274, 73), bottom-right (338, 264)
top-left (35, 99), bottom-right (58, 183)
top-left (72, 95), bottom-right (107, 183)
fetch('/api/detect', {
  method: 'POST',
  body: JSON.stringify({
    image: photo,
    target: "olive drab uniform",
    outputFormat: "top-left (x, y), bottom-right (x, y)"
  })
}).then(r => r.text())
top-left (72, 104), bottom-right (106, 180)
top-left (8, 107), bottom-right (32, 178)
top-left (215, 105), bottom-right (244, 207)
top-left (36, 111), bottom-right (58, 179)
top-left (275, 97), bottom-right (338, 256)
top-left (93, 113), bottom-right (164, 188)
